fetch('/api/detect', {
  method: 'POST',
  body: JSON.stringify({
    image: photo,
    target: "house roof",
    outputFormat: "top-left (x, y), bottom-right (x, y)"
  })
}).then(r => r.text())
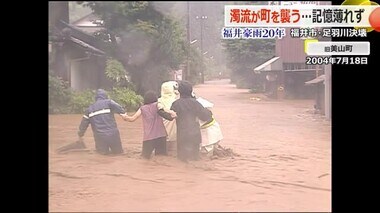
top-left (305, 74), bottom-right (325, 85)
top-left (57, 20), bottom-right (106, 55)
top-left (253, 57), bottom-right (282, 73)
top-left (70, 37), bottom-right (105, 55)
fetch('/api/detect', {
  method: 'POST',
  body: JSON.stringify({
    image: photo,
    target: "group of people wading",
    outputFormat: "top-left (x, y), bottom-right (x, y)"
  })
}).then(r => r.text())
top-left (78, 80), bottom-right (223, 163)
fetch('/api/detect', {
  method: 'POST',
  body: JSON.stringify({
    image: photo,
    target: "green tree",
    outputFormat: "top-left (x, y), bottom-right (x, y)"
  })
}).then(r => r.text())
top-left (221, 0), bottom-right (275, 88)
top-left (105, 58), bottom-right (128, 87)
top-left (222, 39), bottom-right (275, 88)
top-left (186, 46), bottom-right (204, 84)
top-left (80, 1), bottom-right (189, 94)
top-left (69, 2), bottom-right (92, 23)
top-left (104, 58), bottom-right (142, 111)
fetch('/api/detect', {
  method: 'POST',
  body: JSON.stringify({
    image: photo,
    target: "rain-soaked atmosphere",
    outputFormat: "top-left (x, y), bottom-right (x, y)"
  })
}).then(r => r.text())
top-left (49, 1), bottom-right (331, 212)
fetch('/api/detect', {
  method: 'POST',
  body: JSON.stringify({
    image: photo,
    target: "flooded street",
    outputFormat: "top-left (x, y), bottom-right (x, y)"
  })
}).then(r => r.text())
top-left (49, 79), bottom-right (331, 212)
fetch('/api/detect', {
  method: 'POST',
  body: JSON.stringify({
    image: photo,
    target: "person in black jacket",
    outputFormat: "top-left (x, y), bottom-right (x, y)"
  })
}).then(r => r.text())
top-left (78, 89), bottom-right (126, 155)
top-left (170, 81), bottom-right (213, 162)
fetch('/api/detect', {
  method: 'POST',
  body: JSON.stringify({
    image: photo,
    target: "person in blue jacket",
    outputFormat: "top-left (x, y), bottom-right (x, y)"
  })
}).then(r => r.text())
top-left (78, 89), bottom-right (126, 155)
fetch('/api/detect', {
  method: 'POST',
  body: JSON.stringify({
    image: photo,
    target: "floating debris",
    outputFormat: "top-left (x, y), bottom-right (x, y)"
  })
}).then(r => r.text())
top-left (250, 97), bottom-right (261, 101)
top-left (56, 140), bottom-right (87, 154)
top-left (204, 144), bottom-right (240, 159)
top-left (318, 173), bottom-right (329, 178)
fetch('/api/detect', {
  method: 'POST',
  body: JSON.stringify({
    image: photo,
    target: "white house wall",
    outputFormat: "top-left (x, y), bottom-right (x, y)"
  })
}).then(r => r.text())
top-left (70, 59), bottom-right (99, 91)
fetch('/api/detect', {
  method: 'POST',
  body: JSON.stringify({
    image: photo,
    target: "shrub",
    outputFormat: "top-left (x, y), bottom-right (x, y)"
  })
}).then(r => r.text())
top-left (49, 65), bottom-right (142, 114)
top-left (234, 76), bottom-right (251, 89)
top-left (249, 85), bottom-right (264, 93)
top-left (105, 58), bottom-right (128, 87)
top-left (69, 90), bottom-right (96, 114)
top-left (109, 87), bottom-right (143, 112)
top-left (49, 73), bottom-right (72, 114)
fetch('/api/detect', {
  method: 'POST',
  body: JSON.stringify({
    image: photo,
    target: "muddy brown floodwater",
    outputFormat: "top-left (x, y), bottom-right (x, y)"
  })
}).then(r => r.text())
top-left (49, 79), bottom-right (331, 212)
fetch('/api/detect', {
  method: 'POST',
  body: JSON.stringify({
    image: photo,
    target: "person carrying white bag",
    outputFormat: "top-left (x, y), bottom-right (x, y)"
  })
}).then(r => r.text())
top-left (192, 92), bottom-right (223, 155)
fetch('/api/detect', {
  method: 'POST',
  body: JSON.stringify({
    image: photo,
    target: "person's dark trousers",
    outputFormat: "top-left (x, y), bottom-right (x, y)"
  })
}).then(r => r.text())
top-left (177, 140), bottom-right (186, 162)
top-left (94, 132), bottom-right (124, 155)
top-left (177, 135), bottom-right (201, 162)
top-left (142, 136), bottom-right (167, 159)
top-left (189, 142), bottom-right (200, 161)
top-left (154, 136), bottom-right (167, 155)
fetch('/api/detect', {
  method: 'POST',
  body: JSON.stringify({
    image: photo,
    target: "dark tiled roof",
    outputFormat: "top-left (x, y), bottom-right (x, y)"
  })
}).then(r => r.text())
top-left (57, 20), bottom-right (106, 55)
top-left (69, 37), bottom-right (105, 55)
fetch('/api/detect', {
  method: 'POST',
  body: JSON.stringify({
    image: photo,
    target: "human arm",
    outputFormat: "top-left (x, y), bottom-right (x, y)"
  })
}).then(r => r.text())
top-left (123, 109), bottom-right (142, 122)
top-left (170, 101), bottom-right (178, 116)
top-left (195, 101), bottom-right (213, 122)
top-left (158, 109), bottom-right (176, 121)
top-left (109, 99), bottom-right (126, 116)
top-left (78, 110), bottom-right (90, 139)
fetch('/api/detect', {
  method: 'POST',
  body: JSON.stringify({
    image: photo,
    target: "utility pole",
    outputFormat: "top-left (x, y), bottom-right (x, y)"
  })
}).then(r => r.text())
top-left (200, 15), bottom-right (204, 83)
top-left (186, 1), bottom-right (191, 80)
top-left (196, 14), bottom-right (207, 84)
top-left (324, 64), bottom-right (331, 120)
